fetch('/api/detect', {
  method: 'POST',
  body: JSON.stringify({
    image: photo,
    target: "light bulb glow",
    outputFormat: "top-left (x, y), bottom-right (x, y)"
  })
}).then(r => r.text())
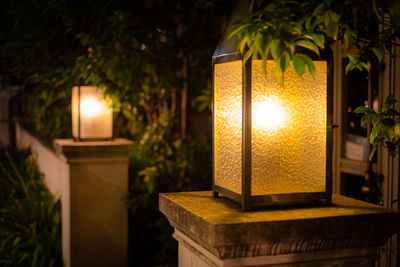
top-left (81, 98), bottom-right (102, 117)
top-left (253, 99), bottom-right (287, 131)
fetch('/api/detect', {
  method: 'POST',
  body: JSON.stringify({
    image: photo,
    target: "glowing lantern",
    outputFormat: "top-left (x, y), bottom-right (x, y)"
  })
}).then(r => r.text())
top-left (212, 2), bottom-right (332, 211)
top-left (72, 86), bottom-right (113, 140)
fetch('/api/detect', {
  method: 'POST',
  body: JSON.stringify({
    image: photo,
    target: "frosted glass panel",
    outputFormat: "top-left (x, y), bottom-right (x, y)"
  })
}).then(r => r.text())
top-left (214, 61), bottom-right (242, 194)
top-left (251, 60), bottom-right (327, 195)
top-left (72, 86), bottom-right (113, 139)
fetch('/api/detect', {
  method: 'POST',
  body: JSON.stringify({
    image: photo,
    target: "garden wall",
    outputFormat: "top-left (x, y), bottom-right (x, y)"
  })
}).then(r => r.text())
top-left (15, 120), bottom-right (69, 197)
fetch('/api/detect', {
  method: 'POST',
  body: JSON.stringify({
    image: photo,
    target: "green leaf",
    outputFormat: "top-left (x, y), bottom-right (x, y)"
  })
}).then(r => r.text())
top-left (263, 34), bottom-right (272, 55)
top-left (343, 30), bottom-right (354, 49)
top-left (239, 36), bottom-right (248, 54)
top-left (371, 114), bottom-right (381, 126)
top-left (254, 32), bottom-right (265, 55)
top-left (228, 23), bottom-right (250, 39)
top-left (369, 145), bottom-right (377, 161)
top-left (305, 16), bottom-right (313, 29)
top-left (295, 40), bottom-right (320, 55)
top-left (346, 53), bottom-right (369, 73)
top-left (361, 113), bottom-right (373, 126)
top-left (243, 46), bottom-right (255, 64)
top-left (324, 11), bottom-right (340, 39)
top-left (382, 118), bottom-right (396, 139)
top-left (293, 54), bottom-right (306, 76)
top-left (262, 57), bottom-right (267, 74)
top-left (270, 39), bottom-right (284, 60)
top-left (372, 47), bottom-right (384, 62)
top-left (297, 53), bottom-right (315, 77)
top-left (245, 25), bottom-right (258, 41)
top-left (292, 22), bottom-right (303, 34)
top-left (372, 0), bottom-right (383, 21)
top-left (347, 53), bottom-right (358, 62)
top-left (274, 61), bottom-right (284, 85)
top-left (345, 62), bottom-right (353, 74)
top-left (384, 126), bottom-right (396, 139)
top-left (360, 62), bottom-right (369, 71)
top-left (312, 3), bottom-right (324, 15)
top-left (395, 123), bottom-right (400, 137)
top-left (310, 33), bottom-right (325, 48)
top-left (353, 106), bottom-right (374, 113)
top-left (280, 53), bottom-right (290, 72)
top-left (384, 94), bottom-right (397, 108)
top-left (370, 122), bottom-right (382, 144)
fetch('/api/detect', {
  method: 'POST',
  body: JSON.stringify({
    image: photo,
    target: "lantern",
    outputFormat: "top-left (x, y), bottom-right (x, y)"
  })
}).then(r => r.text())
top-left (212, 2), bottom-right (332, 211)
top-left (72, 86), bottom-right (113, 140)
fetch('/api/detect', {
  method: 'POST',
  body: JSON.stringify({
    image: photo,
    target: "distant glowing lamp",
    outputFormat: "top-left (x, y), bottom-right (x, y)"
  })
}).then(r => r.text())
top-left (72, 86), bottom-right (113, 140)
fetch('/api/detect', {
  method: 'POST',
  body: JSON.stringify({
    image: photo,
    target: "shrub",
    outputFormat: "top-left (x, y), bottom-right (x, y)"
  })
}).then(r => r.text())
top-left (0, 147), bottom-right (62, 266)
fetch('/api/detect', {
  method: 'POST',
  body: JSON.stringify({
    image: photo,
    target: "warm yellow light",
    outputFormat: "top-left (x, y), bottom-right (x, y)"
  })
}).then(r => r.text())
top-left (80, 97), bottom-right (102, 117)
top-left (213, 60), bottom-right (327, 197)
top-left (214, 60), bottom-right (243, 194)
top-left (251, 60), bottom-right (327, 195)
top-left (72, 86), bottom-right (113, 139)
top-left (253, 98), bottom-right (287, 132)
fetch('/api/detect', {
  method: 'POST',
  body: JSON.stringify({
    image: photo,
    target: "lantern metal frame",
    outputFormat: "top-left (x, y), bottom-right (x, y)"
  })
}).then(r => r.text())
top-left (73, 85), bottom-right (114, 142)
top-left (211, 51), bottom-right (333, 211)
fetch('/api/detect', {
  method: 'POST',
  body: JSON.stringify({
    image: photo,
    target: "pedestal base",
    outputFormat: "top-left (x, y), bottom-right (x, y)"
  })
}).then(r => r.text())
top-left (159, 191), bottom-right (400, 267)
top-left (175, 230), bottom-right (376, 267)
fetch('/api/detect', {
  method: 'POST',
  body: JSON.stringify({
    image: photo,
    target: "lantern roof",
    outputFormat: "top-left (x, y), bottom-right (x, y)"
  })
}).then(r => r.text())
top-left (213, 0), bottom-right (253, 60)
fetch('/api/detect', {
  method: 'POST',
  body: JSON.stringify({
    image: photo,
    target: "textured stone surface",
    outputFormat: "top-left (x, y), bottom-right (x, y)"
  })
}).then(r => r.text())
top-left (53, 138), bottom-right (132, 159)
top-left (159, 191), bottom-right (400, 259)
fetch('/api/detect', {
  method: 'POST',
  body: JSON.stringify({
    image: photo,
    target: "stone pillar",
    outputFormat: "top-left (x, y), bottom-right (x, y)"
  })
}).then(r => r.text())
top-left (159, 191), bottom-right (400, 267)
top-left (53, 139), bottom-right (132, 267)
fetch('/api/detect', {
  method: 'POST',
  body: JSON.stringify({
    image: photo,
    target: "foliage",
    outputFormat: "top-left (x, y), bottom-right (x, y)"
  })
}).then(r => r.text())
top-left (230, 0), bottom-right (400, 160)
top-left (27, 75), bottom-right (72, 138)
top-left (126, 138), bottom-right (211, 265)
top-left (229, 0), bottom-right (400, 81)
top-left (0, 147), bottom-right (62, 266)
top-left (0, 0), bottom-right (231, 265)
top-left (354, 95), bottom-right (400, 160)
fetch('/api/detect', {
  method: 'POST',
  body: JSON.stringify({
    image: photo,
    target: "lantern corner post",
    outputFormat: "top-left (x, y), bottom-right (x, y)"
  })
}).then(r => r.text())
top-left (241, 58), bottom-right (252, 211)
top-left (211, 59), bottom-right (217, 199)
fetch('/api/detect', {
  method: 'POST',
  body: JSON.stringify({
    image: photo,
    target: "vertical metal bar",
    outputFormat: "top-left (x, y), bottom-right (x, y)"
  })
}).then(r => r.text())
top-left (77, 85), bottom-right (81, 141)
top-left (242, 59), bottom-right (252, 210)
top-left (212, 61), bottom-right (218, 197)
top-left (326, 59), bottom-right (334, 204)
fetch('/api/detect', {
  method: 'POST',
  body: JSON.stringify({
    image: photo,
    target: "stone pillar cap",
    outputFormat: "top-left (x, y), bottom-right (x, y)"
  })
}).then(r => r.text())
top-left (53, 138), bottom-right (133, 159)
top-left (160, 191), bottom-right (400, 259)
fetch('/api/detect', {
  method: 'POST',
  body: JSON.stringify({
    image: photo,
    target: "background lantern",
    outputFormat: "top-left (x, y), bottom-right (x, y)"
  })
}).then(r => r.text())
top-left (72, 86), bottom-right (113, 140)
top-left (212, 2), bottom-right (332, 211)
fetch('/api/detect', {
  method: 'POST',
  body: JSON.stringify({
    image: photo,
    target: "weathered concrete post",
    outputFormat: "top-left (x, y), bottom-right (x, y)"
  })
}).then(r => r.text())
top-left (160, 191), bottom-right (400, 266)
top-left (15, 121), bottom-right (132, 267)
top-left (53, 139), bottom-right (132, 267)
